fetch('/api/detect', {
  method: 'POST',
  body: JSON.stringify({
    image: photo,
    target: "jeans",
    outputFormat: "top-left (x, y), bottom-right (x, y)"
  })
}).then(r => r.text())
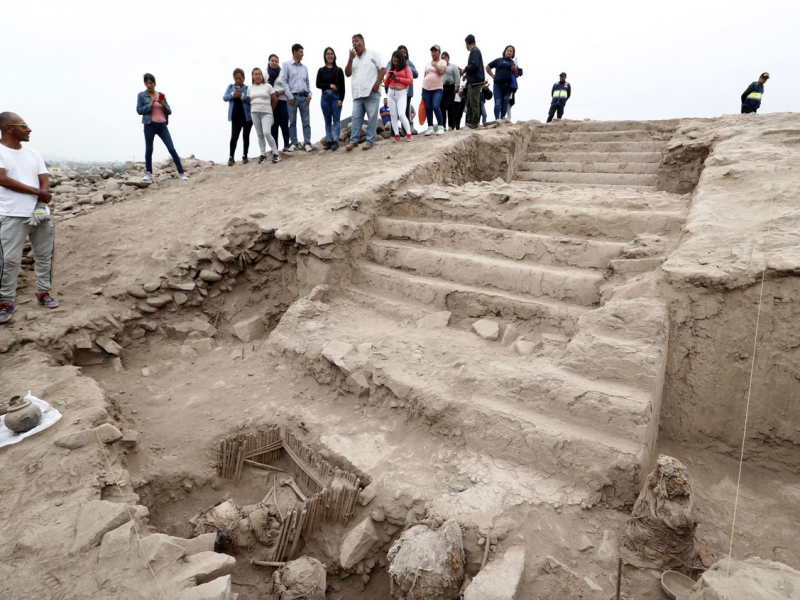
top-left (320, 90), bottom-right (342, 142)
top-left (0, 216), bottom-right (55, 303)
top-left (741, 105), bottom-right (758, 114)
top-left (465, 85), bottom-right (482, 127)
top-left (229, 114), bottom-right (252, 158)
top-left (350, 91), bottom-right (381, 145)
top-left (493, 83), bottom-right (512, 119)
top-left (144, 122), bottom-right (184, 174)
top-left (252, 112), bottom-right (278, 155)
top-left (547, 104), bottom-right (565, 122)
top-left (387, 88), bottom-right (411, 137)
top-left (288, 96), bottom-right (311, 146)
top-left (272, 100), bottom-right (290, 149)
top-left (441, 84), bottom-right (456, 129)
top-left (421, 88), bottom-right (443, 127)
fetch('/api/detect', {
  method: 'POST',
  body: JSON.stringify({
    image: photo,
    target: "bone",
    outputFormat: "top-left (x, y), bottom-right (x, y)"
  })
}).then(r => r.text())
top-left (281, 476), bottom-right (307, 502)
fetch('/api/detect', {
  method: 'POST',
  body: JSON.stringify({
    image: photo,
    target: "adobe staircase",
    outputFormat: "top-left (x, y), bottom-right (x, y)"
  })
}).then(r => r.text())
top-left (271, 120), bottom-right (686, 506)
top-left (516, 120), bottom-right (673, 190)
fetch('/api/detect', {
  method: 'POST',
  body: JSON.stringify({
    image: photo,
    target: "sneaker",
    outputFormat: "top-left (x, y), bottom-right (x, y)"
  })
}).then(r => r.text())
top-left (332, 141), bottom-right (340, 151)
top-left (361, 142), bottom-right (373, 151)
top-left (258, 155), bottom-right (268, 165)
top-left (227, 158), bottom-right (235, 166)
top-left (282, 146), bottom-right (290, 152)
top-left (142, 172), bottom-right (153, 182)
top-left (393, 135), bottom-right (400, 142)
top-left (287, 145), bottom-right (297, 153)
top-left (180, 174), bottom-right (189, 181)
top-left (0, 302), bottom-right (14, 324)
top-left (436, 126), bottom-right (445, 135)
top-left (323, 141), bottom-right (333, 151)
top-left (242, 156), bottom-right (249, 164)
top-left (272, 153), bottom-right (281, 164)
top-left (36, 292), bottom-right (59, 308)
top-left (425, 127), bottom-right (434, 136)
top-left (346, 142), bottom-right (358, 151)
top-left (406, 134), bottom-right (413, 142)
top-left (304, 143), bottom-right (313, 153)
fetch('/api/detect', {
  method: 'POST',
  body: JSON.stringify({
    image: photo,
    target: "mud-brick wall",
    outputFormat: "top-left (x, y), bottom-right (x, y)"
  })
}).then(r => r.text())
top-left (660, 278), bottom-right (800, 470)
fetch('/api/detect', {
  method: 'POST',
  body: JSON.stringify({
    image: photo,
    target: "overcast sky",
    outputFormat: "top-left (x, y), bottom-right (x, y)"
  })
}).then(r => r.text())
top-left (4, 0), bottom-right (798, 164)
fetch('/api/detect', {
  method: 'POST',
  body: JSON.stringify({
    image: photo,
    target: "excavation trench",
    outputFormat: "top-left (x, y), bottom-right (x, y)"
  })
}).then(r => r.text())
top-left (65, 121), bottom-right (739, 600)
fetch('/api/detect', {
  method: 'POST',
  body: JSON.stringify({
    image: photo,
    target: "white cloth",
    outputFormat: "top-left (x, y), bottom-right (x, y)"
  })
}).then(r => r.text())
top-left (249, 83), bottom-right (275, 114)
top-left (388, 88), bottom-right (411, 136)
top-left (272, 72), bottom-right (287, 101)
top-left (0, 393), bottom-right (62, 448)
top-left (351, 48), bottom-right (383, 99)
top-left (0, 145), bottom-right (48, 217)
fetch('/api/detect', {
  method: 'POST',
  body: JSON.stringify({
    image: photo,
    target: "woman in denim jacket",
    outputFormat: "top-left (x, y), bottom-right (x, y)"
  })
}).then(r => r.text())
top-left (223, 68), bottom-right (253, 166)
top-left (136, 73), bottom-right (186, 182)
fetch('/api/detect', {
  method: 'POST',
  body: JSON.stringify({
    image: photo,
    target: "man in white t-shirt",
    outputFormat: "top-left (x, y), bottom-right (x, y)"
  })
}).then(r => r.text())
top-left (0, 112), bottom-right (59, 324)
top-left (345, 33), bottom-right (385, 151)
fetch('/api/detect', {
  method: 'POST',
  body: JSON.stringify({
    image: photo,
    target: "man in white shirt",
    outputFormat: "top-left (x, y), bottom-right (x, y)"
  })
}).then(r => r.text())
top-left (345, 34), bottom-right (385, 151)
top-left (0, 112), bottom-right (59, 324)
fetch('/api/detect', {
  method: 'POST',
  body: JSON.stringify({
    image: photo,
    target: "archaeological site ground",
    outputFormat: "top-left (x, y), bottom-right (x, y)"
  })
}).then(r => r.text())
top-left (1, 115), bottom-right (799, 600)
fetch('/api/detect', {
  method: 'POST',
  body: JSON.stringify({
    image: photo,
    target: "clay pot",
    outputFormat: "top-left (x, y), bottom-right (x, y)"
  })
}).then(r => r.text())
top-left (3, 396), bottom-right (42, 434)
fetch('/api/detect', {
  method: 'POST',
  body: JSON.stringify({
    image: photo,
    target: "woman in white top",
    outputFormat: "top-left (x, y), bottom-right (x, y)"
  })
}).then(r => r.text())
top-left (247, 68), bottom-right (280, 164)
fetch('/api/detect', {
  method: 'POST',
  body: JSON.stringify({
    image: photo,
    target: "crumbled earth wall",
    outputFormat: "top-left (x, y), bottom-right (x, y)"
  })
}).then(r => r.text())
top-left (653, 114), bottom-right (800, 466)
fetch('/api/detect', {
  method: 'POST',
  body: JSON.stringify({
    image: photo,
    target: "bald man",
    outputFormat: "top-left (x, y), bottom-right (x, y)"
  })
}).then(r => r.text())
top-left (0, 112), bottom-right (59, 324)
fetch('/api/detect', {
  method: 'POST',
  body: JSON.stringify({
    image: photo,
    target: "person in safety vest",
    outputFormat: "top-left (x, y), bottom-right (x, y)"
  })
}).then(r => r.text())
top-left (547, 72), bottom-right (571, 123)
top-left (741, 73), bottom-right (769, 114)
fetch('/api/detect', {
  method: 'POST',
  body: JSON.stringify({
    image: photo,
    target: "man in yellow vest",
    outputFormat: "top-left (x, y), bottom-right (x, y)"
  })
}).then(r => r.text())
top-left (741, 73), bottom-right (769, 114)
top-left (547, 72), bottom-right (571, 123)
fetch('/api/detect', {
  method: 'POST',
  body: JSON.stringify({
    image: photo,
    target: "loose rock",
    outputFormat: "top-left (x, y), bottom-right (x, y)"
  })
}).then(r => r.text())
top-left (472, 319), bottom-right (500, 341)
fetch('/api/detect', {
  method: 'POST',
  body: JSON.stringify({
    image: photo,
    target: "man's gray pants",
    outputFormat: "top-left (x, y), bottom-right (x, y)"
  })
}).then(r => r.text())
top-left (0, 216), bottom-right (55, 303)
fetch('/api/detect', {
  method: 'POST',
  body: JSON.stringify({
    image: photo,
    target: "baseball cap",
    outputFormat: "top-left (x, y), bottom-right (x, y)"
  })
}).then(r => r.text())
top-left (760, 72), bottom-right (770, 79)
top-left (431, 45), bottom-right (441, 52)
top-left (560, 72), bottom-right (567, 77)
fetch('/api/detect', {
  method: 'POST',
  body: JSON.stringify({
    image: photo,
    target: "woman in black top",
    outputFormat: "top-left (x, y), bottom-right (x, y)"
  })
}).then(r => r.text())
top-left (316, 47), bottom-right (346, 150)
top-left (486, 45), bottom-right (519, 120)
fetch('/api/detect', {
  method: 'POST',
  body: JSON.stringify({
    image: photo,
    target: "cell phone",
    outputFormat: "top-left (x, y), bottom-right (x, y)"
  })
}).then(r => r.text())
top-left (158, 93), bottom-right (165, 101)
top-left (234, 85), bottom-right (242, 93)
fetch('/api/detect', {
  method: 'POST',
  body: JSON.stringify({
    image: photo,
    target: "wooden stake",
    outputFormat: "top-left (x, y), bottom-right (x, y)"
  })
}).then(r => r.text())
top-left (615, 557), bottom-right (622, 600)
top-left (481, 531), bottom-right (491, 569)
top-left (251, 560), bottom-right (285, 568)
top-left (244, 459), bottom-right (285, 472)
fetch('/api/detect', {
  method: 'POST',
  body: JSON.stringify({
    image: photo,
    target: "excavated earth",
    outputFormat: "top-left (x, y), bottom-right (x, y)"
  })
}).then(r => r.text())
top-left (1, 114), bottom-right (800, 600)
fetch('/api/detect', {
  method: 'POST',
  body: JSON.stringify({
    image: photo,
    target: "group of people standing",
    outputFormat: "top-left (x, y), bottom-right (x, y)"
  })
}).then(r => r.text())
top-left (134, 33), bottom-right (580, 175)
top-left (215, 34), bottom-right (557, 165)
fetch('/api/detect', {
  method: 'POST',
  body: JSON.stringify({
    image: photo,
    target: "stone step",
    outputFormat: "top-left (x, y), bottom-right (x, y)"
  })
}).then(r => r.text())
top-left (270, 295), bottom-right (663, 504)
top-left (515, 170), bottom-right (657, 188)
top-left (352, 261), bottom-right (589, 335)
top-left (518, 161), bottom-right (660, 175)
top-left (524, 151), bottom-right (663, 164)
top-left (517, 180), bottom-right (656, 191)
top-left (388, 199), bottom-right (686, 241)
top-left (533, 120), bottom-right (678, 133)
top-left (534, 130), bottom-right (669, 143)
top-left (527, 141), bottom-right (664, 153)
top-left (374, 217), bottom-right (624, 269)
top-left (367, 239), bottom-right (604, 306)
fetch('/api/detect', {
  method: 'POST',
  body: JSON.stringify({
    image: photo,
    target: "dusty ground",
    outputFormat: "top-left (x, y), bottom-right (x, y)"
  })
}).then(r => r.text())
top-left (1, 115), bottom-right (799, 600)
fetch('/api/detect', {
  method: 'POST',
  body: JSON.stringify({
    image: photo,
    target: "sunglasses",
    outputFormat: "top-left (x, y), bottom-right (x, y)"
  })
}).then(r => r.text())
top-left (9, 123), bottom-right (30, 129)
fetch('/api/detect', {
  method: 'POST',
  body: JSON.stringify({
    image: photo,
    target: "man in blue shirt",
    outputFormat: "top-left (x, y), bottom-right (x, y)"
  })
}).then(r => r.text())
top-left (283, 44), bottom-right (313, 152)
top-left (547, 72), bottom-right (571, 123)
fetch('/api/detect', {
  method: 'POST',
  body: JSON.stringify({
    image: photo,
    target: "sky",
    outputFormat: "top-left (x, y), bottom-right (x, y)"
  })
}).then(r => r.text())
top-left (3, 0), bottom-right (798, 164)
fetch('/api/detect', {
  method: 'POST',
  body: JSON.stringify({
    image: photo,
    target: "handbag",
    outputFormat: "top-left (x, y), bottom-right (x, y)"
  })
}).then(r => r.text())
top-left (418, 99), bottom-right (427, 125)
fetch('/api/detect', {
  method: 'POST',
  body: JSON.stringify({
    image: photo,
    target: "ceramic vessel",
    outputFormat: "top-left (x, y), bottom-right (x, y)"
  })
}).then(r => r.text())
top-left (3, 396), bottom-right (42, 434)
